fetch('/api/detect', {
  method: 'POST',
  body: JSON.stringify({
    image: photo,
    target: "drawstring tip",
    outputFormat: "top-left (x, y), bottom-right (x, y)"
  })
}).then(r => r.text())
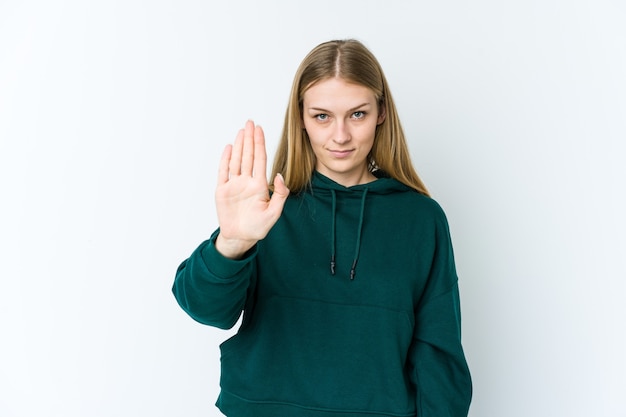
top-left (330, 257), bottom-right (336, 275)
top-left (350, 259), bottom-right (358, 280)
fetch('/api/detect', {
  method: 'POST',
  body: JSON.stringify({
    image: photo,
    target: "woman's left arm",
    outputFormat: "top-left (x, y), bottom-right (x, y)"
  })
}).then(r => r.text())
top-left (409, 207), bottom-right (472, 416)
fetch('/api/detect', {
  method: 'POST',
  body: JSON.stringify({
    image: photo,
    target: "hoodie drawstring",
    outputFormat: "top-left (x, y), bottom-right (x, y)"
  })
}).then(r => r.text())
top-left (329, 188), bottom-right (368, 280)
top-left (330, 189), bottom-right (337, 275)
top-left (350, 188), bottom-right (368, 280)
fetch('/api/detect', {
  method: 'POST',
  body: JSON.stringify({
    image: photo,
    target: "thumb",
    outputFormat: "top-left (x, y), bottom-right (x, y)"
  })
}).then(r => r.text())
top-left (268, 173), bottom-right (289, 215)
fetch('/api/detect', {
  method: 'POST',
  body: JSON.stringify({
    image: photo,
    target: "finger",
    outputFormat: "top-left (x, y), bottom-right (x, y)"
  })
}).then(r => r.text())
top-left (217, 144), bottom-right (232, 185)
top-left (252, 125), bottom-right (267, 179)
top-left (229, 127), bottom-right (245, 176)
top-left (240, 120), bottom-right (255, 176)
top-left (267, 173), bottom-right (290, 219)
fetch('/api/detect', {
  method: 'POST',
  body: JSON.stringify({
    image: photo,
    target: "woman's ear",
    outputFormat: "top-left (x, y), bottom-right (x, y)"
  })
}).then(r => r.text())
top-left (376, 96), bottom-right (387, 125)
top-left (377, 104), bottom-right (386, 125)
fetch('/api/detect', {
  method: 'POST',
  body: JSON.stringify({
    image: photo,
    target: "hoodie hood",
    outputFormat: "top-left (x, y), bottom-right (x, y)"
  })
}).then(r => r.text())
top-left (308, 171), bottom-right (413, 280)
top-left (310, 170), bottom-right (413, 195)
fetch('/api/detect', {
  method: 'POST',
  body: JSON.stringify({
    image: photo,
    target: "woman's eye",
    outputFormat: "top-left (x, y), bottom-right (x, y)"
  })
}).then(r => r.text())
top-left (315, 114), bottom-right (329, 121)
top-left (352, 111), bottom-right (366, 119)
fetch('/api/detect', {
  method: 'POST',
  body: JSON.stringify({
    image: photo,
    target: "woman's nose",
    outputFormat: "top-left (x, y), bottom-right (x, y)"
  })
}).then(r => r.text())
top-left (333, 121), bottom-right (351, 144)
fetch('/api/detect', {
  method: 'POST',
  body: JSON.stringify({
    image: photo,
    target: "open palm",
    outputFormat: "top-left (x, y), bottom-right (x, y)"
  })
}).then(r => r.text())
top-left (214, 120), bottom-right (289, 259)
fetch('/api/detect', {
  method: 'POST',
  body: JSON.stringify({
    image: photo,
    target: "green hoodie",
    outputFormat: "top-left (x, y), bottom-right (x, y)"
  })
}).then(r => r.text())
top-left (173, 171), bottom-right (472, 417)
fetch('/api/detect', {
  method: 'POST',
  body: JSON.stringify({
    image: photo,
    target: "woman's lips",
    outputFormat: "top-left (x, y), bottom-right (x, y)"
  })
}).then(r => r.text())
top-left (329, 149), bottom-right (354, 158)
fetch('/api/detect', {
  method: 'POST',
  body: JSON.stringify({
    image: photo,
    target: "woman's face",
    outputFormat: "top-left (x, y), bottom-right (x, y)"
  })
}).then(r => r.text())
top-left (302, 77), bottom-right (385, 187)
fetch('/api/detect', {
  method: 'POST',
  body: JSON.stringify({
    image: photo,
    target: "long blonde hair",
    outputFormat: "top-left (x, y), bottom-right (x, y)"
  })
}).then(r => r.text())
top-left (270, 39), bottom-right (429, 196)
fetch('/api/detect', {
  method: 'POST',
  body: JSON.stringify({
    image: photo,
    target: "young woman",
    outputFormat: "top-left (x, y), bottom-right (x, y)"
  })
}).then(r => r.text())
top-left (173, 39), bottom-right (472, 417)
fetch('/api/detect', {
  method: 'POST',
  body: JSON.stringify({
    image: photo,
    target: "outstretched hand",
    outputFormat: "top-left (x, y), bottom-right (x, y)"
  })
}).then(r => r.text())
top-left (215, 120), bottom-right (289, 259)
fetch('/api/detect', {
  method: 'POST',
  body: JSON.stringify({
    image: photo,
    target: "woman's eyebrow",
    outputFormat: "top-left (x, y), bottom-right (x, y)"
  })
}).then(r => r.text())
top-left (307, 103), bottom-right (372, 113)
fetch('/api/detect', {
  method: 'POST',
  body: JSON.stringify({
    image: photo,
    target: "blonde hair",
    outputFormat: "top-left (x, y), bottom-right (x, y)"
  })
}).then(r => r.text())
top-left (270, 39), bottom-right (430, 196)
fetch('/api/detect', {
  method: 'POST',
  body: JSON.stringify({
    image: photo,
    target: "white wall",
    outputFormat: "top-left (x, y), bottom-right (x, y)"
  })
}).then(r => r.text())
top-left (1, 1), bottom-right (624, 416)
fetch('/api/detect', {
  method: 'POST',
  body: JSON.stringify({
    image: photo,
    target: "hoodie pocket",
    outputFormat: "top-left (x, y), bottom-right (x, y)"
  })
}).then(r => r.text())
top-left (219, 295), bottom-right (416, 416)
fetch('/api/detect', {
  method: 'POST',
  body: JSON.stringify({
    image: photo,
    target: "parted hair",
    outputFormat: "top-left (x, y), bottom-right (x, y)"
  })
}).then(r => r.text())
top-left (270, 39), bottom-right (429, 197)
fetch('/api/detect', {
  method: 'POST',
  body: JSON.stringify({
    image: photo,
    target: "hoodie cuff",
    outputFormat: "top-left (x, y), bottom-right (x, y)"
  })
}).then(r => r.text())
top-left (198, 234), bottom-right (258, 280)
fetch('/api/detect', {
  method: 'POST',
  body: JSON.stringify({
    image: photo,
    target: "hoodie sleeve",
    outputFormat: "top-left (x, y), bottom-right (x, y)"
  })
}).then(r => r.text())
top-left (172, 230), bottom-right (257, 330)
top-left (409, 207), bottom-right (472, 416)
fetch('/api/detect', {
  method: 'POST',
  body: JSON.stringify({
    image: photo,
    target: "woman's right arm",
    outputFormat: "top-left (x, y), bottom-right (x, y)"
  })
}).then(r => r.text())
top-left (172, 120), bottom-right (289, 329)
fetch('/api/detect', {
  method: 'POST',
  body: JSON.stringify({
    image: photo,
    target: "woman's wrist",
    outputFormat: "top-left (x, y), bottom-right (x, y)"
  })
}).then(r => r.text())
top-left (214, 233), bottom-right (256, 259)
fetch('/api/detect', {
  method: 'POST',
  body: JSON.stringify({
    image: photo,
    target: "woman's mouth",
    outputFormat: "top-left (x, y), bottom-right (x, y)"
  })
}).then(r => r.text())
top-left (329, 149), bottom-right (354, 158)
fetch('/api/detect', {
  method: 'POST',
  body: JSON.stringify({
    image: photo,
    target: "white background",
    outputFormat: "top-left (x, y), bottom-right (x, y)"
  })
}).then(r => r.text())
top-left (1, 1), bottom-right (625, 416)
